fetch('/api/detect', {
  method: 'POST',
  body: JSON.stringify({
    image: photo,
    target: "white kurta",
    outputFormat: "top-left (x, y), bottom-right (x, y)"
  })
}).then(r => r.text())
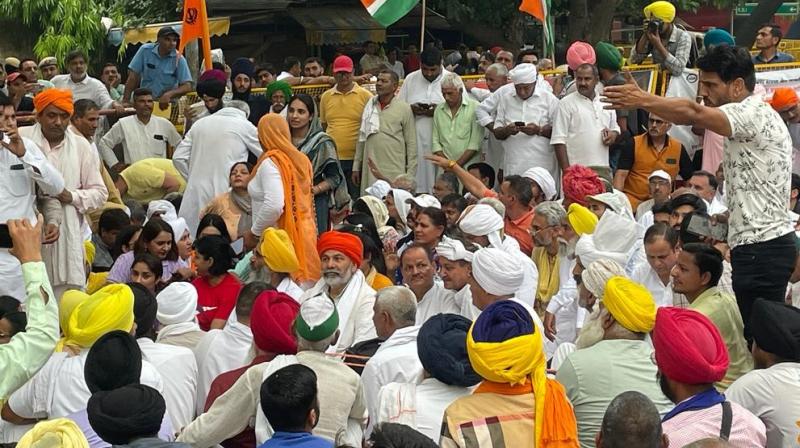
top-left (193, 320), bottom-right (253, 414)
top-left (551, 91), bottom-right (619, 168)
top-left (19, 125), bottom-right (107, 289)
top-left (398, 68), bottom-right (451, 193)
top-left (0, 137), bottom-right (64, 300)
top-left (175, 108), bottom-right (263, 235)
top-left (138, 338), bottom-right (199, 430)
top-left (544, 255), bottom-right (583, 358)
top-left (247, 158), bottom-right (285, 235)
top-left (414, 281), bottom-right (461, 325)
top-left (277, 276), bottom-right (304, 300)
top-left (493, 83), bottom-right (559, 177)
top-left (98, 115), bottom-right (182, 165)
top-left (630, 261), bottom-right (686, 308)
top-left (361, 325), bottom-right (424, 436)
top-left (453, 284), bottom-right (481, 320)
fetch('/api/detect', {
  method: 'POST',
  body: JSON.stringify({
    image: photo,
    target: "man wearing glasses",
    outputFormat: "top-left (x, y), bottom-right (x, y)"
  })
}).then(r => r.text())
top-left (613, 113), bottom-right (694, 211)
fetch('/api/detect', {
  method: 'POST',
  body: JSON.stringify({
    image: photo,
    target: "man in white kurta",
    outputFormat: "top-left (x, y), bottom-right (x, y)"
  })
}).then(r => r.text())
top-left (398, 48), bottom-right (452, 193)
top-left (137, 335), bottom-right (198, 431)
top-left (491, 63), bottom-right (559, 177)
top-left (436, 237), bottom-right (481, 320)
top-left (400, 244), bottom-right (459, 325)
top-left (19, 90), bottom-right (108, 299)
top-left (98, 88), bottom-right (182, 169)
top-left (0, 95), bottom-right (64, 300)
top-left (174, 104), bottom-right (262, 235)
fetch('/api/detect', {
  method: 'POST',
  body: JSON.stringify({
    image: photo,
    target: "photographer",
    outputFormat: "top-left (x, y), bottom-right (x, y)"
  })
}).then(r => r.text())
top-left (630, 1), bottom-right (693, 76)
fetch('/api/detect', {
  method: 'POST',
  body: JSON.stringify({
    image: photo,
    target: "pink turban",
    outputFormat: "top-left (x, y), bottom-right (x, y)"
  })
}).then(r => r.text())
top-left (563, 165), bottom-right (605, 207)
top-left (198, 69), bottom-right (228, 84)
top-left (566, 41), bottom-right (596, 71)
top-left (652, 307), bottom-right (729, 385)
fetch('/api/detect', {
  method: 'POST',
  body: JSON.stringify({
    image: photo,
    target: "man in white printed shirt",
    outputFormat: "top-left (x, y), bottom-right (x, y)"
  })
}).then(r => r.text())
top-left (490, 63), bottom-right (559, 177)
top-left (51, 50), bottom-right (123, 113)
top-left (98, 88), bottom-right (182, 171)
top-left (551, 63), bottom-right (619, 182)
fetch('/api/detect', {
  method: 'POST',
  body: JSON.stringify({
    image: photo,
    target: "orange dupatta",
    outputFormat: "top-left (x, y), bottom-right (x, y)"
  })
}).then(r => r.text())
top-left (252, 115), bottom-right (321, 283)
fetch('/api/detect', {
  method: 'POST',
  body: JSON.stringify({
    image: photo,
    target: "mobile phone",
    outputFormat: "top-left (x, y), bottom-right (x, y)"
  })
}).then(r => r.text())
top-left (514, 121), bottom-right (526, 126)
top-left (0, 224), bottom-right (12, 249)
top-left (686, 214), bottom-right (728, 241)
top-left (419, 103), bottom-right (431, 109)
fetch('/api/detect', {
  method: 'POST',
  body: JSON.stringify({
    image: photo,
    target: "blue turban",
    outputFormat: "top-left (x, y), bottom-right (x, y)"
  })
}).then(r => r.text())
top-left (704, 29), bottom-right (735, 50)
top-left (471, 300), bottom-right (534, 343)
top-left (417, 314), bottom-right (481, 387)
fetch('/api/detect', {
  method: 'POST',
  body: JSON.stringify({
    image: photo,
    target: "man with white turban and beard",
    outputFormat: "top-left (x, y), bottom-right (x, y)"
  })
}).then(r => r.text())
top-left (574, 202), bottom-right (644, 275)
top-left (436, 237), bottom-right (481, 320)
top-left (457, 203), bottom-right (539, 308)
top-left (298, 231), bottom-right (377, 352)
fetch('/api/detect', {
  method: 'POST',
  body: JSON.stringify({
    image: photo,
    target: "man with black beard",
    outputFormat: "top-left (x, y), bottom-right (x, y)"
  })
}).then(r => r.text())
top-left (230, 58), bottom-right (269, 126)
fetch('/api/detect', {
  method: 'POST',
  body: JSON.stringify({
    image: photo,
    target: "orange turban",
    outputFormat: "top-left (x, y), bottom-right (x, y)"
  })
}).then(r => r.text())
top-left (33, 88), bottom-right (74, 115)
top-left (768, 87), bottom-right (799, 112)
top-left (317, 231), bottom-right (363, 266)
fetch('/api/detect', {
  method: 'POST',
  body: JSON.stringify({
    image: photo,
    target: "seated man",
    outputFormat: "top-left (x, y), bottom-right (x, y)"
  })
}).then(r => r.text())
top-left (596, 391), bottom-right (668, 448)
top-left (400, 244), bottom-right (459, 324)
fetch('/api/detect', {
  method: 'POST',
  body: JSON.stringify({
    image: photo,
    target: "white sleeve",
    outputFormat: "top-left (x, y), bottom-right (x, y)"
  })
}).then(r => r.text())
top-left (477, 90), bottom-right (502, 127)
top-left (164, 120), bottom-right (183, 147)
top-left (250, 159), bottom-right (284, 235)
top-left (546, 290), bottom-right (573, 314)
top-left (172, 132), bottom-right (193, 180)
top-left (726, 371), bottom-right (770, 418)
top-left (241, 123), bottom-right (263, 159)
top-left (550, 102), bottom-right (570, 145)
top-left (97, 122), bottom-right (124, 166)
top-left (21, 138), bottom-right (65, 196)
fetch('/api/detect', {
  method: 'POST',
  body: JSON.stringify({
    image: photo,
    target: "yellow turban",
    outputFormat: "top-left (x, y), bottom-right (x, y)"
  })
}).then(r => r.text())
top-left (644, 1), bottom-right (676, 22)
top-left (260, 227), bottom-right (299, 273)
top-left (567, 203), bottom-right (598, 236)
top-left (17, 418), bottom-right (89, 448)
top-left (62, 284), bottom-right (134, 351)
top-left (59, 290), bottom-right (88, 336)
top-left (84, 240), bottom-right (96, 267)
top-left (602, 276), bottom-right (656, 333)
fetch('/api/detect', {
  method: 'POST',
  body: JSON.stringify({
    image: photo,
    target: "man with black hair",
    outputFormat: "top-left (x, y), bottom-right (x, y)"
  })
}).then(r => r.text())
top-left (596, 391), bottom-right (668, 448)
top-left (517, 49), bottom-right (539, 65)
top-left (688, 170), bottom-right (727, 215)
top-left (230, 58), bottom-right (269, 126)
top-left (303, 57), bottom-right (325, 77)
top-left (605, 44), bottom-right (796, 340)
top-left (497, 175), bottom-right (535, 256)
top-left (93, 209), bottom-right (130, 271)
top-left (123, 26), bottom-right (192, 107)
top-left (668, 192), bottom-right (707, 231)
top-left (671, 243), bottom-right (752, 390)
top-left (399, 47), bottom-right (452, 193)
top-left (432, 171), bottom-right (459, 201)
top-left (369, 422), bottom-right (437, 448)
top-left (259, 364), bottom-right (328, 448)
top-left (790, 173), bottom-right (800, 215)
top-left (632, 222), bottom-right (686, 308)
top-left (52, 50), bottom-right (122, 112)
top-left (753, 23), bottom-right (794, 64)
top-left (440, 194), bottom-right (467, 231)
top-left (467, 162), bottom-right (495, 190)
top-left (401, 244), bottom-right (459, 325)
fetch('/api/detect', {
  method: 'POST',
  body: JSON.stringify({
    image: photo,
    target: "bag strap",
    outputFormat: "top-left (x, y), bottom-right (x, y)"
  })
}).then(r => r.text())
top-left (719, 401), bottom-right (732, 441)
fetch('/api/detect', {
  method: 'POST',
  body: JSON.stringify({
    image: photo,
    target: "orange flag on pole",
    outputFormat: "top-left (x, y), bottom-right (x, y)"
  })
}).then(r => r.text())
top-left (519, 0), bottom-right (545, 22)
top-left (178, 0), bottom-right (213, 70)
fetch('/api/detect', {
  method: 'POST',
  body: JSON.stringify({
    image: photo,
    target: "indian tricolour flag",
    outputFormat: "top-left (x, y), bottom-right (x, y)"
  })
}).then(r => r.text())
top-left (361, 0), bottom-right (421, 28)
top-left (519, 0), bottom-right (554, 58)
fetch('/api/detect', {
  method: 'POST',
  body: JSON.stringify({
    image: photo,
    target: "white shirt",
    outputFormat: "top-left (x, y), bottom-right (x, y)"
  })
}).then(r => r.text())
top-left (727, 362), bottom-right (800, 448)
top-left (138, 338), bottom-right (199, 431)
top-left (493, 82), bottom-right (559, 176)
top-left (630, 261), bottom-right (685, 308)
top-left (544, 255), bottom-right (583, 357)
top-left (51, 74), bottom-right (114, 109)
top-left (174, 107), bottom-right (263, 235)
top-left (398, 68), bottom-right (451, 193)
top-left (98, 115), bottom-right (182, 165)
top-left (0, 137), bottom-right (64, 300)
top-left (787, 123), bottom-right (800, 174)
top-left (7, 350), bottom-right (163, 420)
top-left (276, 71), bottom-right (293, 81)
top-left (719, 95), bottom-right (794, 248)
top-left (248, 157), bottom-right (285, 235)
top-left (362, 325), bottom-right (424, 436)
top-left (452, 284), bottom-right (480, 320)
top-left (414, 281), bottom-right (460, 325)
top-left (551, 91), bottom-right (619, 168)
top-left (192, 320), bottom-right (253, 415)
top-left (277, 276), bottom-right (304, 301)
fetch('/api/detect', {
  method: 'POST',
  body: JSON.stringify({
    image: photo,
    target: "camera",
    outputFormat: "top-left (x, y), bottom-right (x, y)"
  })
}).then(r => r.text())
top-left (647, 18), bottom-right (663, 34)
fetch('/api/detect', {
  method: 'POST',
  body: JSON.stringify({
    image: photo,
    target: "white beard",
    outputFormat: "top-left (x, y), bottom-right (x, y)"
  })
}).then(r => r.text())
top-left (575, 307), bottom-right (604, 349)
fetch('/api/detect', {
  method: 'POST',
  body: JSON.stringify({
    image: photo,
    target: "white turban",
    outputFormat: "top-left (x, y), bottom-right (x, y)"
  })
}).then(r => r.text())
top-left (407, 194), bottom-right (441, 209)
top-left (582, 259), bottom-right (626, 299)
top-left (156, 282), bottom-right (198, 325)
top-left (146, 200), bottom-right (177, 222)
top-left (471, 248), bottom-right (524, 296)
top-left (366, 180), bottom-right (391, 199)
top-left (458, 204), bottom-right (504, 249)
top-left (436, 236), bottom-right (474, 263)
top-left (509, 63), bottom-right (538, 84)
top-left (168, 217), bottom-right (189, 242)
top-left (390, 189), bottom-right (414, 228)
top-left (588, 191), bottom-right (634, 221)
top-left (575, 211), bottom-right (639, 267)
top-left (522, 167), bottom-right (557, 201)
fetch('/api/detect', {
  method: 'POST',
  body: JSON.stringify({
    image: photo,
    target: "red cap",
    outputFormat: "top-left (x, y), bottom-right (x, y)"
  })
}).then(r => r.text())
top-left (333, 55), bottom-right (354, 73)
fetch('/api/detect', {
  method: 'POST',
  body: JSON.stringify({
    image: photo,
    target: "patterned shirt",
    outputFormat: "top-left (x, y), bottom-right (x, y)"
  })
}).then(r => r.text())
top-left (441, 390), bottom-right (535, 448)
top-left (662, 400), bottom-right (766, 447)
top-left (719, 95), bottom-right (794, 248)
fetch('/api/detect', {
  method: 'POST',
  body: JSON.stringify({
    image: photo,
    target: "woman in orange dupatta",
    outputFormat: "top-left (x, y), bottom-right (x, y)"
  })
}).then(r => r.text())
top-left (245, 114), bottom-right (320, 285)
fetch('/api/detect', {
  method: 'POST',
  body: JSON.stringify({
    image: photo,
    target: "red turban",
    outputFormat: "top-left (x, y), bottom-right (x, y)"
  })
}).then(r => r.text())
top-left (33, 88), bottom-right (74, 115)
top-left (768, 87), bottom-right (799, 112)
top-left (317, 231), bottom-right (363, 267)
top-left (250, 290), bottom-right (300, 355)
top-left (652, 307), bottom-right (729, 385)
top-left (563, 165), bottom-right (605, 206)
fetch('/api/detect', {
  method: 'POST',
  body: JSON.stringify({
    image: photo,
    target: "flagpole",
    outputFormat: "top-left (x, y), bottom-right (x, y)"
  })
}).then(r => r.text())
top-left (420, 0), bottom-right (427, 50)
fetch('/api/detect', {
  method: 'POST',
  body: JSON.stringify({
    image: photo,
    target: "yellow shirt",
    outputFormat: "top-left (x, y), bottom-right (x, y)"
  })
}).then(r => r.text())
top-left (319, 84), bottom-right (373, 161)
top-left (120, 158), bottom-right (186, 203)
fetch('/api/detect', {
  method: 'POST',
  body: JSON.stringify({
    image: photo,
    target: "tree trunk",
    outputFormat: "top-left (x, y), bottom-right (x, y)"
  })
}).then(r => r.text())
top-left (734, 0), bottom-right (784, 49)
top-left (587, 0), bottom-right (619, 44)
top-left (566, 0), bottom-right (620, 44)
top-left (567, 0), bottom-right (589, 42)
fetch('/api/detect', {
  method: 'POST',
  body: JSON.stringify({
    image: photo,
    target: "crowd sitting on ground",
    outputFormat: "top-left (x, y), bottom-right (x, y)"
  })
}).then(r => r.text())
top-left (2, 1), bottom-right (800, 447)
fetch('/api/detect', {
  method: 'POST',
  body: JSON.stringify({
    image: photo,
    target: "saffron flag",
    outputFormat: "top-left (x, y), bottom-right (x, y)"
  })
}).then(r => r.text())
top-left (362, 0), bottom-right (421, 28)
top-left (520, 0), bottom-right (554, 57)
top-left (178, 0), bottom-right (213, 70)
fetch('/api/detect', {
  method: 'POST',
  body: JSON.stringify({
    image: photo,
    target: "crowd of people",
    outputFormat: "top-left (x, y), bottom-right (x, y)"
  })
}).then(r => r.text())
top-left (1, 0), bottom-right (800, 447)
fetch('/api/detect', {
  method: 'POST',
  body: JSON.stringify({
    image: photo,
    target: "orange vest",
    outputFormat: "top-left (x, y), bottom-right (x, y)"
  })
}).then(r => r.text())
top-left (623, 134), bottom-right (682, 209)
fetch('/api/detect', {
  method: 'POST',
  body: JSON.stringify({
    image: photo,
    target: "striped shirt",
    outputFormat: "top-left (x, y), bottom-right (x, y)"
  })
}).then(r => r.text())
top-left (662, 400), bottom-right (767, 447)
